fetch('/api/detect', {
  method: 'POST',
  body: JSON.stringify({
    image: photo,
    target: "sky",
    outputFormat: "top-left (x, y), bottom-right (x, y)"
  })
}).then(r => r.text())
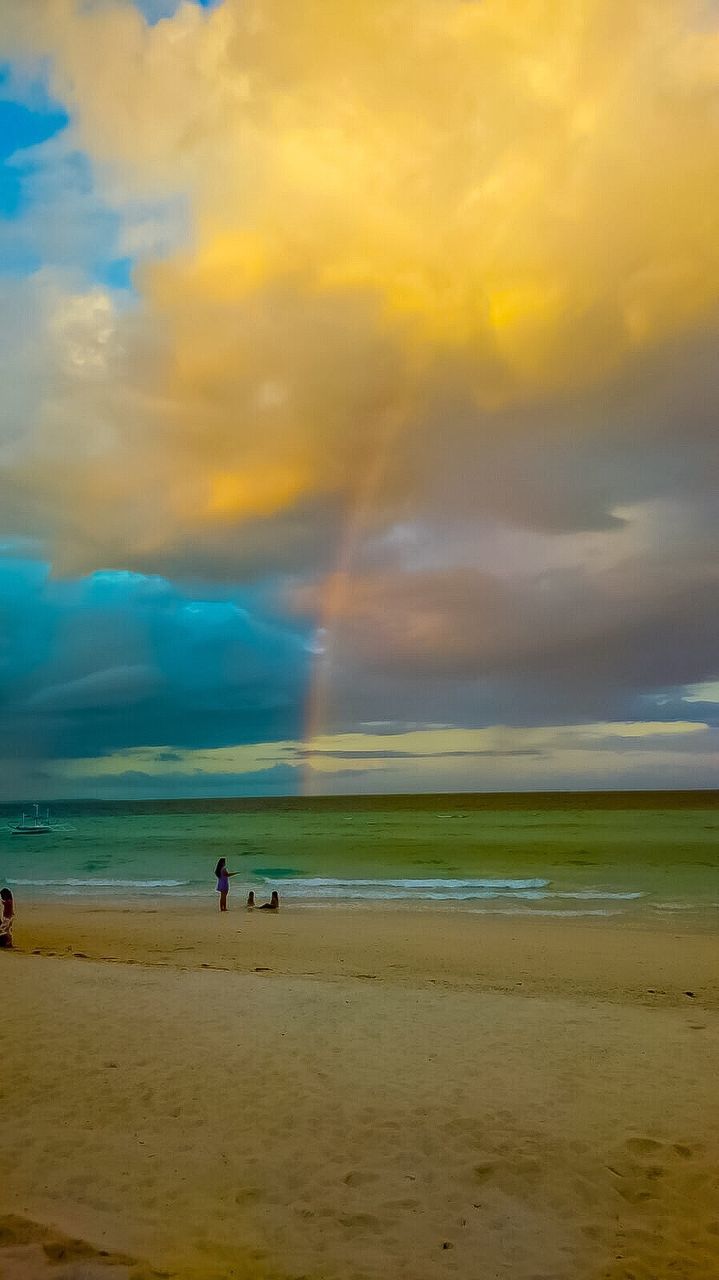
top-left (0, 0), bottom-right (717, 800)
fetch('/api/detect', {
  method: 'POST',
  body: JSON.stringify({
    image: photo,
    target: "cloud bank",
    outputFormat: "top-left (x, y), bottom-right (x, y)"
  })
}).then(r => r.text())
top-left (0, 0), bottom-right (717, 792)
top-left (2, 0), bottom-right (719, 564)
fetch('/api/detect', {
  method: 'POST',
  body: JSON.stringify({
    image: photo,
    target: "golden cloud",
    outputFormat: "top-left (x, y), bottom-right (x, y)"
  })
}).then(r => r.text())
top-left (6, 0), bottom-right (719, 566)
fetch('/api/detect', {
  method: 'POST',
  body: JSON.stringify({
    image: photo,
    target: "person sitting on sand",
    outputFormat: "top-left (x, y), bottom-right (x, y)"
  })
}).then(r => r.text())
top-left (0, 888), bottom-right (14, 948)
top-left (214, 858), bottom-right (238, 913)
top-left (259, 890), bottom-right (280, 911)
top-left (246, 891), bottom-right (256, 909)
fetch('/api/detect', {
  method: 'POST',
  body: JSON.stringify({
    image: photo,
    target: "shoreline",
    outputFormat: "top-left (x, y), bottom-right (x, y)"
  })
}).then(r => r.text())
top-left (8, 898), bottom-right (719, 1007)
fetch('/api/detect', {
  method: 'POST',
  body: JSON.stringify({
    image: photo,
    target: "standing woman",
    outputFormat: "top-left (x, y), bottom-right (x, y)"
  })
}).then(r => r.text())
top-left (0, 888), bottom-right (14, 948)
top-left (214, 858), bottom-right (237, 912)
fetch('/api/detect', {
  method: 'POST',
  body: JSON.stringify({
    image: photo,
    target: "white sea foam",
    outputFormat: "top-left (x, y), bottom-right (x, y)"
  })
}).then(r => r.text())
top-left (553, 890), bottom-right (643, 900)
top-left (250, 875), bottom-right (644, 906)
top-left (8, 877), bottom-right (190, 888)
top-left (262, 875), bottom-right (549, 901)
top-left (469, 907), bottom-right (624, 917)
top-left (269, 876), bottom-right (550, 889)
top-left (3, 873), bottom-right (645, 910)
top-left (257, 875), bottom-right (644, 904)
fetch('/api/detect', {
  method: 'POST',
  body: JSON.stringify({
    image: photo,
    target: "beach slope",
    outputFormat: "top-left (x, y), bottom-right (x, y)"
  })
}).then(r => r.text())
top-left (2, 907), bottom-right (718, 1280)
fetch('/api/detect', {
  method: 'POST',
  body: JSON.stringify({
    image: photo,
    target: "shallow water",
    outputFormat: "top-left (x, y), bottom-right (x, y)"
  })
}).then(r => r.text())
top-left (1, 792), bottom-right (717, 919)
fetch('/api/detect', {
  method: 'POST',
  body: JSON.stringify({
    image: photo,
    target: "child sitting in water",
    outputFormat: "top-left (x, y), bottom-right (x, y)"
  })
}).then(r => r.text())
top-left (259, 890), bottom-right (280, 911)
top-left (246, 891), bottom-right (256, 909)
top-left (0, 888), bottom-right (14, 948)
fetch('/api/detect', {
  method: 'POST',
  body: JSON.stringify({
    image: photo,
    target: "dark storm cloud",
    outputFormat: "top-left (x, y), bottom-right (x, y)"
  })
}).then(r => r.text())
top-left (65, 763), bottom-right (304, 799)
top-left (0, 556), bottom-right (312, 760)
top-left (57, 762), bottom-right (372, 800)
top-left (292, 529), bottom-right (718, 734)
top-left (404, 323), bottom-right (719, 539)
top-left (291, 337), bottom-right (719, 731)
top-left (27, 664), bottom-right (162, 710)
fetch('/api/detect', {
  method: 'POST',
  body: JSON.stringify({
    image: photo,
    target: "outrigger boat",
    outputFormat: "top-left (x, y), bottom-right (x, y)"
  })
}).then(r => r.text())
top-left (11, 804), bottom-right (59, 835)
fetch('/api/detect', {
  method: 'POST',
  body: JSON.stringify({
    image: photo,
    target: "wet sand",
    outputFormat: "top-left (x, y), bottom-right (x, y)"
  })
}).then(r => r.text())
top-left (1, 903), bottom-right (718, 1280)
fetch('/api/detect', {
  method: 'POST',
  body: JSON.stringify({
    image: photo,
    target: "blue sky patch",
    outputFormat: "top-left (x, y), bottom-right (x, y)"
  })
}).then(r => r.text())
top-left (101, 257), bottom-right (134, 291)
top-left (133, 0), bottom-right (221, 21)
top-left (0, 97), bottom-right (69, 218)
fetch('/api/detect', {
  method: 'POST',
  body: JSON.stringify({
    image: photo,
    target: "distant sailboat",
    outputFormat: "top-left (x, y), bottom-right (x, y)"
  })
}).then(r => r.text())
top-left (10, 804), bottom-right (65, 835)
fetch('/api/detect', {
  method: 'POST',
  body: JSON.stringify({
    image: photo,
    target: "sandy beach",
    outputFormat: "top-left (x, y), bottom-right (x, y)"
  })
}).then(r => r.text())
top-left (2, 904), bottom-right (718, 1280)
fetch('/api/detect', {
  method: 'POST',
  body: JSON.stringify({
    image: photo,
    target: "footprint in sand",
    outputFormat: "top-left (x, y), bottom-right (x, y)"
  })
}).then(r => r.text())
top-left (601, 1137), bottom-right (719, 1280)
top-left (472, 1156), bottom-right (543, 1191)
top-left (673, 1142), bottom-right (703, 1159)
top-left (343, 1170), bottom-right (379, 1187)
top-left (0, 1216), bottom-right (150, 1280)
top-left (338, 1213), bottom-right (382, 1231)
top-left (234, 1186), bottom-right (262, 1204)
top-left (43, 1240), bottom-right (134, 1264)
top-left (625, 1137), bottom-right (664, 1155)
top-left (607, 1139), bottom-right (667, 1203)
top-left (609, 1134), bottom-right (713, 1212)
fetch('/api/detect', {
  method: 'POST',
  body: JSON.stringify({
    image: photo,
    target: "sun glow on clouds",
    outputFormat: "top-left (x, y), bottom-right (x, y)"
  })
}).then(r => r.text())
top-left (46, 720), bottom-right (713, 797)
top-left (683, 682), bottom-right (719, 703)
top-left (63, 721), bottom-right (708, 777)
top-left (207, 464), bottom-right (309, 520)
top-left (4, 0), bottom-right (719, 570)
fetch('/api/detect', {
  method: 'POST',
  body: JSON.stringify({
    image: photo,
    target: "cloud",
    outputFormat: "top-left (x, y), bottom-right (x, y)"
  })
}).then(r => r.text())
top-left (26, 663), bottom-right (161, 711)
top-left (0, 0), bottom-right (718, 577)
top-left (61, 761), bottom-right (305, 799)
top-left (683, 681), bottom-right (719, 703)
top-left (0, 557), bottom-right (311, 762)
top-left (290, 498), bottom-right (719, 726)
top-left (293, 747), bottom-right (545, 760)
top-left (27, 719), bottom-right (716, 800)
top-left (0, 1), bottom-right (718, 791)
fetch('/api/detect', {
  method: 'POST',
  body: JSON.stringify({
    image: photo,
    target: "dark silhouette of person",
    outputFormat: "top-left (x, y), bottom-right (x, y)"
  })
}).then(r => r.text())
top-left (0, 888), bottom-right (15, 948)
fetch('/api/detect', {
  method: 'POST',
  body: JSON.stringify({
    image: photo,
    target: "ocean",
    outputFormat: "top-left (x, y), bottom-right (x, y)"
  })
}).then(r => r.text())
top-left (1, 792), bottom-right (718, 921)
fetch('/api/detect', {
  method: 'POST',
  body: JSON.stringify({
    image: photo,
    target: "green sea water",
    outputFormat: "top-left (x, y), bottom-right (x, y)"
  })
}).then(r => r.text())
top-left (1, 792), bottom-right (718, 921)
